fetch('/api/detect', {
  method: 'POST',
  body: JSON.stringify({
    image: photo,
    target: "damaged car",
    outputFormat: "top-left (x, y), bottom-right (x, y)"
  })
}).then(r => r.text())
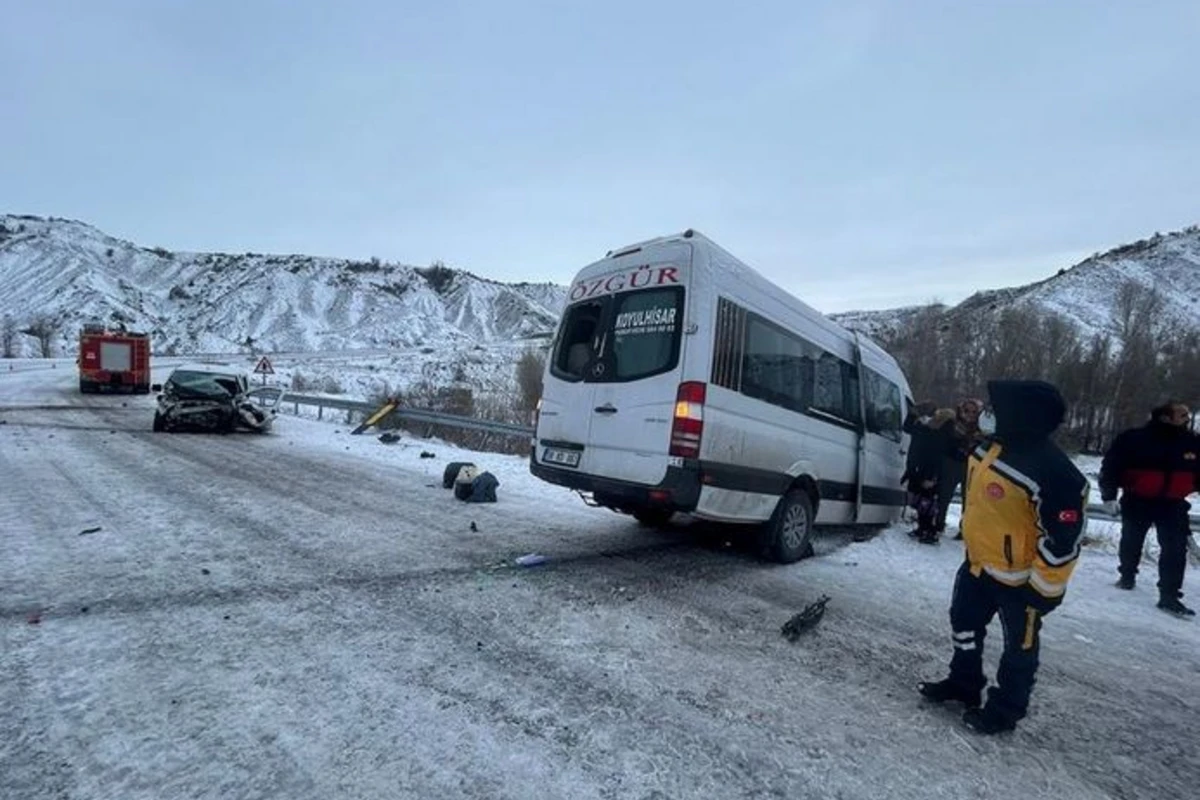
top-left (151, 364), bottom-right (281, 433)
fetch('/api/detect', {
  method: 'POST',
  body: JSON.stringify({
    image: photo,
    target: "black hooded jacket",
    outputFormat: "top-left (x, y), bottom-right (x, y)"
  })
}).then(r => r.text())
top-left (903, 409), bottom-right (955, 486)
top-left (961, 380), bottom-right (1089, 603)
top-left (1098, 418), bottom-right (1199, 505)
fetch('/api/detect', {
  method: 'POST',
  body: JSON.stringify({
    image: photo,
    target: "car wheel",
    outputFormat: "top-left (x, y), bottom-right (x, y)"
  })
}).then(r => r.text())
top-left (152, 413), bottom-right (166, 432)
top-left (762, 489), bottom-right (816, 563)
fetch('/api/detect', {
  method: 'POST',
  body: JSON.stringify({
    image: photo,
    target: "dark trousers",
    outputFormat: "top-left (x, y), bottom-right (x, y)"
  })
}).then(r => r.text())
top-left (936, 459), bottom-right (966, 532)
top-left (946, 562), bottom-right (1044, 723)
top-left (1118, 500), bottom-right (1191, 599)
top-left (914, 486), bottom-right (939, 534)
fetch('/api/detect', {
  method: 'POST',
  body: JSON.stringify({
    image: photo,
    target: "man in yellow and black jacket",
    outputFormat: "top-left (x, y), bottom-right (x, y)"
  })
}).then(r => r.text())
top-left (919, 379), bottom-right (1089, 735)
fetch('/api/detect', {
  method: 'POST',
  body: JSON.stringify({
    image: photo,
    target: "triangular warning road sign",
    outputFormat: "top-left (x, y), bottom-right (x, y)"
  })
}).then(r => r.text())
top-left (253, 355), bottom-right (275, 375)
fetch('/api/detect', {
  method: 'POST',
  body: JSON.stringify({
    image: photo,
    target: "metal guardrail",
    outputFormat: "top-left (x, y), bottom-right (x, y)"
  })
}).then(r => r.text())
top-left (267, 390), bottom-right (1199, 530)
top-left (1086, 505), bottom-right (1200, 533)
top-left (274, 390), bottom-right (535, 439)
top-left (946, 492), bottom-right (1199, 533)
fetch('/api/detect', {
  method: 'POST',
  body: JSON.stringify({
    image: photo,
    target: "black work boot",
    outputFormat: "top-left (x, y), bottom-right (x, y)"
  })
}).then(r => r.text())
top-left (1115, 575), bottom-right (1135, 590)
top-left (962, 705), bottom-right (1016, 735)
top-left (1157, 597), bottom-right (1196, 617)
top-left (918, 679), bottom-right (982, 709)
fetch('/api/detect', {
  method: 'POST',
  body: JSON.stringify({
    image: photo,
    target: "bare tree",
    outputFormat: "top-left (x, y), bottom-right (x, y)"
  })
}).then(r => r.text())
top-left (1, 314), bottom-right (16, 358)
top-left (23, 314), bottom-right (60, 358)
top-left (515, 349), bottom-right (546, 414)
top-left (1113, 280), bottom-right (1163, 344)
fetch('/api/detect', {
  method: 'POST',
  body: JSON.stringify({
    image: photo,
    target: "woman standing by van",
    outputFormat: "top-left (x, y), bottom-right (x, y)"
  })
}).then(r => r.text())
top-left (905, 406), bottom-right (957, 543)
top-left (936, 398), bottom-right (986, 539)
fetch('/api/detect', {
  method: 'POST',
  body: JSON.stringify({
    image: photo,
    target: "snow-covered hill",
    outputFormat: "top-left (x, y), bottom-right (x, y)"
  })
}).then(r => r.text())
top-left (0, 215), bottom-right (567, 357)
top-left (833, 225), bottom-right (1200, 339)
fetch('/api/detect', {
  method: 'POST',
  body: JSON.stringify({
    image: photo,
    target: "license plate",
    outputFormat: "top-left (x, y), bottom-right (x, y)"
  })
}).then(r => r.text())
top-left (543, 447), bottom-right (581, 468)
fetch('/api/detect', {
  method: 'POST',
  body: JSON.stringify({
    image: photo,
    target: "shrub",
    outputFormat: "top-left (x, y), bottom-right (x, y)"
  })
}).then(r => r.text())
top-left (515, 349), bottom-right (546, 413)
top-left (417, 260), bottom-right (455, 294)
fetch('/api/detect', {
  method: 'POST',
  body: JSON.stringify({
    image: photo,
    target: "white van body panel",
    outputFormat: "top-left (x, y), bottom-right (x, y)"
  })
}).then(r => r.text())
top-left (532, 230), bottom-right (912, 529)
top-left (536, 241), bottom-right (693, 487)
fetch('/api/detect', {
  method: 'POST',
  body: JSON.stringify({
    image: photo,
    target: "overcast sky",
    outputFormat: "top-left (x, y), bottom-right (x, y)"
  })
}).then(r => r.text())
top-left (3, 0), bottom-right (1198, 313)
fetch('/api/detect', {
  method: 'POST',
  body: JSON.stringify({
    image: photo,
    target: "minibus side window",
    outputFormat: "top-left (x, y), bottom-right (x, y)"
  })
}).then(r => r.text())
top-left (863, 369), bottom-right (903, 441)
top-left (813, 352), bottom-right (858, 422)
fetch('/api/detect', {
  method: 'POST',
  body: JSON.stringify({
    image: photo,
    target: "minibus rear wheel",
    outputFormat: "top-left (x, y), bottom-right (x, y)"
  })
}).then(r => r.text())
top-left (763, 489), bottom-right (815, 563)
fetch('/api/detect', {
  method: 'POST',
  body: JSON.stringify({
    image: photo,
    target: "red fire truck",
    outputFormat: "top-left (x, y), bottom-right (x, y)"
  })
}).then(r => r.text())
top-left (78, 324), bottom-right (151, 394)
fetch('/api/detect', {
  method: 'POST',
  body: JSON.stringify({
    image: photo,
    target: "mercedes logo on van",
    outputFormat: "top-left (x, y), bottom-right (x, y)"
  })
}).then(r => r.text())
top-left (591, 362), bottom-right (606, 377)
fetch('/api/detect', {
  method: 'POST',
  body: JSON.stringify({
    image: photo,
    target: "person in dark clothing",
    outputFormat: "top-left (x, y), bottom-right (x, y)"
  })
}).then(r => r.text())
top-left (1099, 401), bottom-right (1198, 617)
top-left (933, 398), bottom-right (985, 539)
top-left (902, 400), bottom-right (938, 482)
top-left (903, 407), bottom-right (956, 543)
top-left (919, 380), bottom-right (1089, 735)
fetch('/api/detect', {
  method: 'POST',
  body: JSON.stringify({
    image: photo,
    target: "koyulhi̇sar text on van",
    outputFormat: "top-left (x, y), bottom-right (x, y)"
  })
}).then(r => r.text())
top-left (530, 229), bottom-right (913, 562)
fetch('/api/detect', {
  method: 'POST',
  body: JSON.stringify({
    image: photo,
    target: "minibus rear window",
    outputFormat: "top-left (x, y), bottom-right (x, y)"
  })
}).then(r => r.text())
top-left (607, 287), bottom-right (684, 381)
top-left (550, 287), bottom-right (684, 383)
top-left (552, 300), bottom-right (605, 380)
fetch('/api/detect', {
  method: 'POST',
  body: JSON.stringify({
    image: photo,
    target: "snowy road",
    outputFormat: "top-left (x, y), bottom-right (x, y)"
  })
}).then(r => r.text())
top-left (2, 363), bottom-right (1198, 800)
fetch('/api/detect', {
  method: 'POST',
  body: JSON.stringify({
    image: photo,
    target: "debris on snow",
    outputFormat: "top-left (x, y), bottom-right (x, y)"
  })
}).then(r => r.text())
top-left (443, 461), bottom-right (476, 489)
top-left (470, 521), bottom-right (478, 532)
top-left (781, 596), bottom-right (831, 641)
top-left (378, 432), bottom-right (401, 444)
top-left (420, 450), bottom-right (436, 459)
top-left (78, 526), bottom-right (102, 536)
top-left (201, 568), bottom-right (211, 576)
top-left (515, 553), bottom-right (548, 567)
top-left (456, 470), bottom-right (499, 503)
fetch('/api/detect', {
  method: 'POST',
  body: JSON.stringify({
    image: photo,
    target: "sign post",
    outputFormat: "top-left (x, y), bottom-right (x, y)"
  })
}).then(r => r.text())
top-left (253, 355), bottom-right (275, 386)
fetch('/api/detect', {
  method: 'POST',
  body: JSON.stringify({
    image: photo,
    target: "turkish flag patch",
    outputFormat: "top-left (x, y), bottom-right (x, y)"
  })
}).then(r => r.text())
top-left (1058, 509), bottom-right (1080, 523)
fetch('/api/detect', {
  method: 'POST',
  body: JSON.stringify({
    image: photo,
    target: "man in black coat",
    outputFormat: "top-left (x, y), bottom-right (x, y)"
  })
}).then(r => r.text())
top-left (903, 405), bottom-right (955, 543)
top-left (1099, 401), bottom-right (1199, 617)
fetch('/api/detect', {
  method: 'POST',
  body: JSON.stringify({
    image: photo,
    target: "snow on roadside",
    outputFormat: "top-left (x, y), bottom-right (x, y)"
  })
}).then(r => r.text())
top-left (266, 410), bottom-right (1192, 563)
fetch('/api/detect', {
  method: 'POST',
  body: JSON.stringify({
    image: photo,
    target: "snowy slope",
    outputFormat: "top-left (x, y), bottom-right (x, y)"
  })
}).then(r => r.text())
top-left (826, 303), bottom-right (949, 342)
top-left (0, 215), bottom-right (567, 357)
top-left (833, 225), bottom-right (1200, 338)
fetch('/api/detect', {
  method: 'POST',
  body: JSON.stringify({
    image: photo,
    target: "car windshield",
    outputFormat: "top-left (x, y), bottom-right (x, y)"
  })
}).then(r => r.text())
top-left (169, 370), bottom-right (242, 399)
